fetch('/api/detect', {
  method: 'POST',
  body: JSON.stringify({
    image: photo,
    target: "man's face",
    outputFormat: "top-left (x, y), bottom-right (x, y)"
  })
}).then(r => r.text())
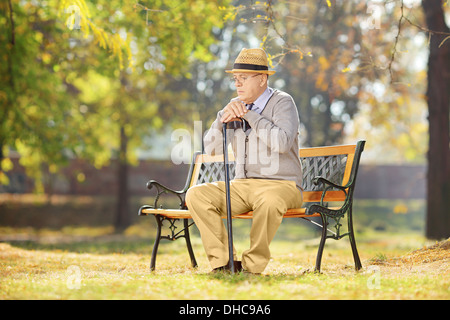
top-left (232, 72), bottom-right (266, 104)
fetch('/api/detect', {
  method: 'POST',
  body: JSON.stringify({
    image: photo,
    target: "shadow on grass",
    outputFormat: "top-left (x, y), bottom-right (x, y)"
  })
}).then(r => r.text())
top-left (2, 236), bottom-right (156, 255)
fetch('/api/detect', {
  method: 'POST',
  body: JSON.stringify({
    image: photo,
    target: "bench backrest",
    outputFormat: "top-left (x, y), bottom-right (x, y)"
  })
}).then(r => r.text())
top-left (183, 140), bottom-right (365, 204)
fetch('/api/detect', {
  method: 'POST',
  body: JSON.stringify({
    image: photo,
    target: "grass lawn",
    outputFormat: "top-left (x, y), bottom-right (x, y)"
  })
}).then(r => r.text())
top-left (0, 195), bottom-right (448, 300)
top-left (1, 223), bottom-right (448, 300)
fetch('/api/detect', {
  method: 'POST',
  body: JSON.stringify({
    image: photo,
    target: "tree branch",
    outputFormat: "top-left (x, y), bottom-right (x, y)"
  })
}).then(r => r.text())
top-left (388, 0), bottom-right (404, 83)
top-left (264, 0), bottom-right (307, 65)
top-left (388, 0), bottom-right (450, 83)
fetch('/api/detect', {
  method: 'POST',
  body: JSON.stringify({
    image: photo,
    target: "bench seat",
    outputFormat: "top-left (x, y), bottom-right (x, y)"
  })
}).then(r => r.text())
top-left (139, 207), bottom-right (323, 219)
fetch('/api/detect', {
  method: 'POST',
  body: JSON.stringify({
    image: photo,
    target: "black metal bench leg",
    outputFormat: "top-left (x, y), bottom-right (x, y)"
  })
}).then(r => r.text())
top-left (150, 215), bottom-right (163, 271)
top-left (315, 214), bottom-right (328, 273)
top-left (347, 206), bottom-right (362, 270)
top-left (184, 219), bottom-right (198, 268)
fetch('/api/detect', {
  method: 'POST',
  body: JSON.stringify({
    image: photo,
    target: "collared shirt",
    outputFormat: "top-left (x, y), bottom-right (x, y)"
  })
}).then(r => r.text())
top-left (248, 87), bottom-right (274, 114)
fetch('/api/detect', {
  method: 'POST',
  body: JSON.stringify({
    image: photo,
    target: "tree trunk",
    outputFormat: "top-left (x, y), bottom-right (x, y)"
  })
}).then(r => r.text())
top-left (422, 0), bottom-right (450, 239)
top-left (115, 125), bottom-right (131, 232)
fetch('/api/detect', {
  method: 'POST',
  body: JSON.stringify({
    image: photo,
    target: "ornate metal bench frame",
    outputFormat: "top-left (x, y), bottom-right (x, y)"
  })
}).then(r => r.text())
top-left (138, 140), bottom-right (365, 273)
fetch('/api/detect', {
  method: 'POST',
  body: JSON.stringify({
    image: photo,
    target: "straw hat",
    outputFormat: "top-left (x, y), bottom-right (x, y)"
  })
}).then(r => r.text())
top-left (226, 48), bottom-right (275, 75)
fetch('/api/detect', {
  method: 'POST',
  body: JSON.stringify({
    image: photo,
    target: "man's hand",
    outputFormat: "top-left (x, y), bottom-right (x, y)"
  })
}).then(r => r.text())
top-left (220, 100), bottom-right (248, 123)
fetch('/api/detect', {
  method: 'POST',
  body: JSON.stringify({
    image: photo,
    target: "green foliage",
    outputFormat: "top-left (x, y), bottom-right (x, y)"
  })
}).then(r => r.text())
top-left (1, 0), bottom-right (437, 205)
top-left (0, 0), bottom-right (230, 191)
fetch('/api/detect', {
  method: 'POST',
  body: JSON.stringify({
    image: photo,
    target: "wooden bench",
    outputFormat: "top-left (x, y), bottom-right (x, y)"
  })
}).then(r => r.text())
top-left (138, 140), bottom-right (366, 272)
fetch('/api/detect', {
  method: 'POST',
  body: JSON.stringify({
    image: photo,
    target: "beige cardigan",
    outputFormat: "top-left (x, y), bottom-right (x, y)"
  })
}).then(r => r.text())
top-left (204, 89), bottom-right (303, 191)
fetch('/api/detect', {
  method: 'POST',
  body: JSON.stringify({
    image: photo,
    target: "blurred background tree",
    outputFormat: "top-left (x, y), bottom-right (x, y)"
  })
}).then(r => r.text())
top-left (422, 0), bottom-right (450, 240)
top-left (1, 0), bottom-right (448, 238)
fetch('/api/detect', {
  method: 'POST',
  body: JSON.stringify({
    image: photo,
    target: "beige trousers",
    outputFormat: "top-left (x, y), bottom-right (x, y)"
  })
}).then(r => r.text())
top-left (185, 178), bottom-right (303, 273)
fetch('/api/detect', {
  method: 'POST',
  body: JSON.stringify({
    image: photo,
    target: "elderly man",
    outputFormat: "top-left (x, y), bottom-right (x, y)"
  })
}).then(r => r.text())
top-left (185, 48), bottom-right (303, 274)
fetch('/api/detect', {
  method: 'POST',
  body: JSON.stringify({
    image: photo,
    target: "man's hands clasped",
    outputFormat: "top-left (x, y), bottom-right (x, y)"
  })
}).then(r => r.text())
top-left (220, 100), bottom-right (248, 123)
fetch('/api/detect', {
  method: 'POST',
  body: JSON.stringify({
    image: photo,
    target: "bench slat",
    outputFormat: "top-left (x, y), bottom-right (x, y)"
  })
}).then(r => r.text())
top-left (194, 144), bottom-right (356, 163)
top-left (303, 190), bottom-right (347, 202)
top-left (299, 144), bottom-right (356, 157)
top-left (140, 207), bottom-right (323, 219)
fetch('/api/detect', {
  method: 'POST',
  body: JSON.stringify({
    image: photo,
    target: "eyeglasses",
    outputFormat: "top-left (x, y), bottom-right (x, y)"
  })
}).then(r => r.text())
top-left (231, 74), bottom-right (260, 85)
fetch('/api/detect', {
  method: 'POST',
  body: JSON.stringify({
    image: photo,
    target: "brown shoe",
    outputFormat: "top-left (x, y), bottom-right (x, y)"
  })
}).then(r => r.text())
top-left (210, 265), bottom-right (228, 273)
top-left (210, 260), bottom-right (242, 273)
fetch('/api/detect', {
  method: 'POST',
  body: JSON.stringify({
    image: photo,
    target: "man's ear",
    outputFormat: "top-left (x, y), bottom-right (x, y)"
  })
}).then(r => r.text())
top-left (261, 74), bottom-right (268, 87)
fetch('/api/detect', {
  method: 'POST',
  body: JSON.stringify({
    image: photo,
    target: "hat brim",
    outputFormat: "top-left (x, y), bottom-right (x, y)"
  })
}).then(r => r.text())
top-left (225, 69), bottom-right (275, 75)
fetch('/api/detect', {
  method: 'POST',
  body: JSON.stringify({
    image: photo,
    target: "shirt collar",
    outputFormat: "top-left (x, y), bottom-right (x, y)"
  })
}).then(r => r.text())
top-left (249, 87), bottom-right (274, 114)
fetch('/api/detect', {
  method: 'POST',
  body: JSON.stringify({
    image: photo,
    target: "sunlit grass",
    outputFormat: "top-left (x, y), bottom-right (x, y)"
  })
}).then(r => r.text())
top-left (0, 195), bottom-right (445, 300)
top-left (1, 230), bottom-right (448, 300)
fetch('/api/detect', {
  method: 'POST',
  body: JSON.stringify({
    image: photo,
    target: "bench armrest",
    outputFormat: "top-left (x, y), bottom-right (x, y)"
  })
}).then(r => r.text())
top-left (312, 176), bottom-right (347, 191)
top-left (312, 176), bottom-right (350, 207)
top-left (146, 180), bottom-right (188, 209)
top-left (307, 176), bottom-right (354, 219)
